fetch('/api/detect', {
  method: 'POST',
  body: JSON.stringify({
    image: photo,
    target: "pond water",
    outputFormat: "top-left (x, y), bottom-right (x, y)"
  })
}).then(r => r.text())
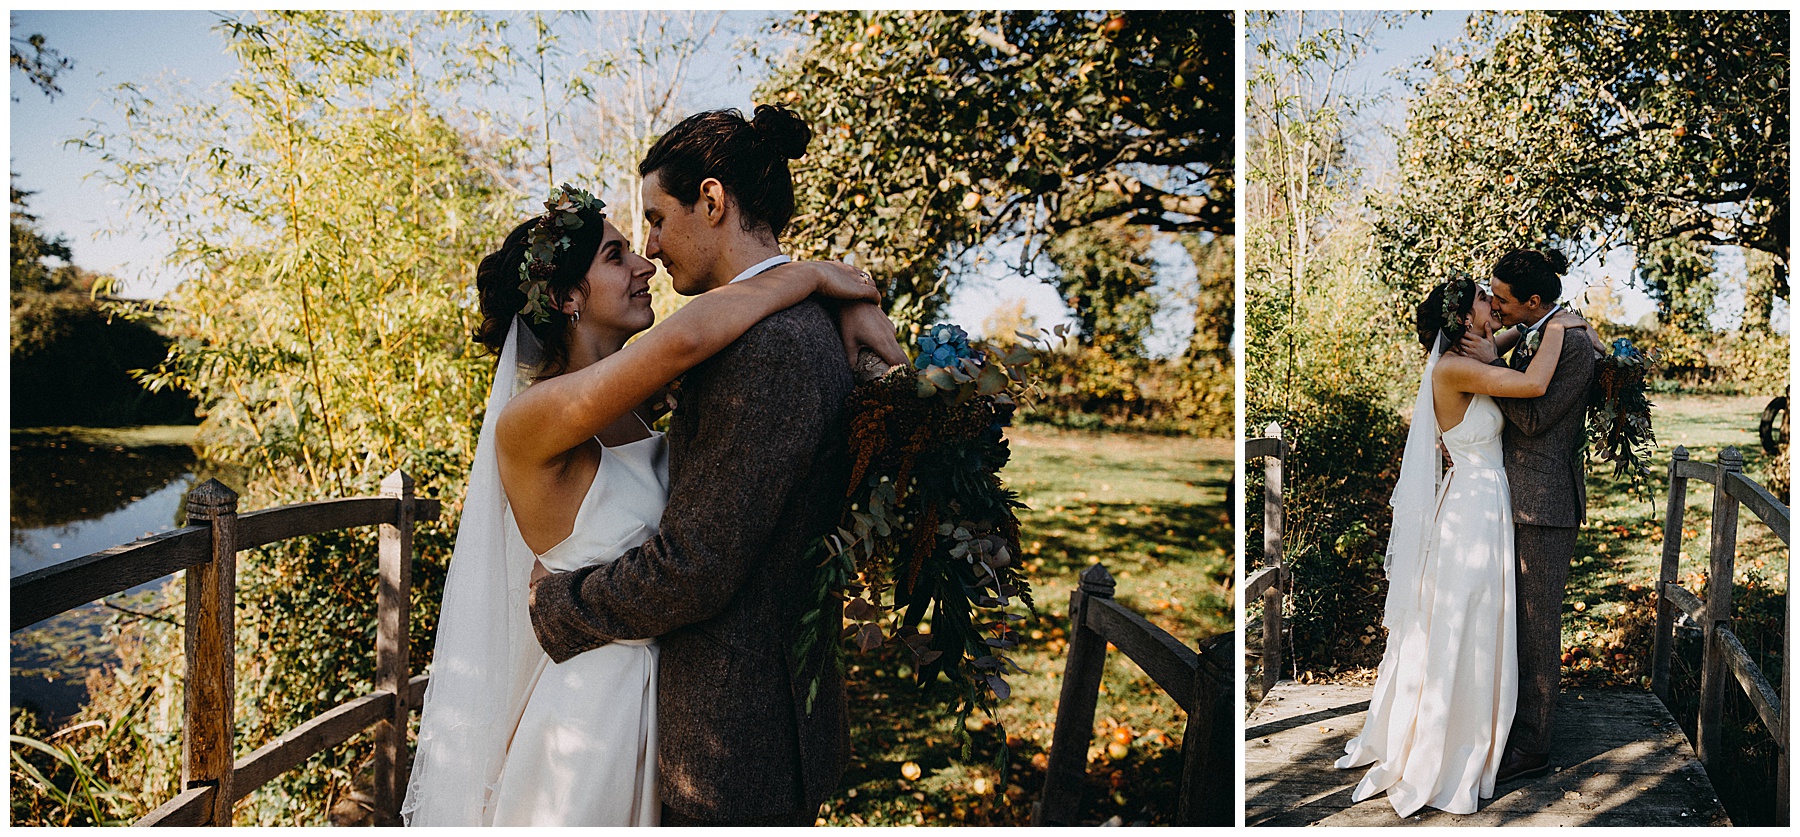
top-left (11, 428), bottom-right (201, 724)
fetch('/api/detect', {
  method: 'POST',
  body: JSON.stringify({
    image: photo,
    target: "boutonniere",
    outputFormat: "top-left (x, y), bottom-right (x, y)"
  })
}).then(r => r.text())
top-left (1508, 325), bottom-right (1538, 366)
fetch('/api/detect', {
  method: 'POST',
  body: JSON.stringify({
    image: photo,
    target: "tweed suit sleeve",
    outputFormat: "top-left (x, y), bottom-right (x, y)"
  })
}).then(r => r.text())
top-left (527, 304), bottom-right (838, 663)
top-left (1491, 334), bottom-right (1595, 438)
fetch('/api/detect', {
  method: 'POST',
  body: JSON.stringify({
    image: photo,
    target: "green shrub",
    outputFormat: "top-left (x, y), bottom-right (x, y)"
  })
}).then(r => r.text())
top-left (1245, 389), bottom-right (1407, 679)
top-left (1020, 339), bottom-right (1231, 437)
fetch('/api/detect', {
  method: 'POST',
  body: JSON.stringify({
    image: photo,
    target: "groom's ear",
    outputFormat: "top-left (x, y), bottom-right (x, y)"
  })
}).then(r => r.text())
top-left (698, 178), bottom-right (729, 228)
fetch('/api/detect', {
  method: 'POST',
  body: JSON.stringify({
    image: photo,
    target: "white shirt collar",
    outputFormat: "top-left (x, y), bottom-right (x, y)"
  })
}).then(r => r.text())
top-left (1524, 303), bottom-right (1562, 332)
top-left (727, 254), bottom-right (791, 285)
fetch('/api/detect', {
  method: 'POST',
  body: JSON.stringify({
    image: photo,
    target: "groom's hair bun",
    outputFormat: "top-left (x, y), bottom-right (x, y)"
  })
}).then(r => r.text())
top-left (750, 103), bottom-right (813, 160)
top-left (1491, 247), bottom-right (1568, 307)
top-left (639, 105), bottom-right (813, 239)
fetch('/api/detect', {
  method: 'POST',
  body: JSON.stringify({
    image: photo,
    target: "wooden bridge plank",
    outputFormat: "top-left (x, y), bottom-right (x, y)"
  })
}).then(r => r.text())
top-left (1245, 682), bottom-right (1729, 827)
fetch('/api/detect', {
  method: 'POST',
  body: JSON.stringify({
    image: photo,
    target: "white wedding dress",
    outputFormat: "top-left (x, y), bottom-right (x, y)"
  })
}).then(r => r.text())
top-left (488, 429), bottom-right (668, 825)
top-left (1336, 341), bottom-right (1518, 817)
top-left (403, 318), bottom-right (669, 826)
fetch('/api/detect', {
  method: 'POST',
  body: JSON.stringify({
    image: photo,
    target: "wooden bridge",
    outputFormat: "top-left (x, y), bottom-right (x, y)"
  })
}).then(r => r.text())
top-left (11, 472), bottom-right (437, 826)
top-left (1246, 683), bottom-right (1727, 826)
top-left (1243, 432), bottom-right (1788, 827)
top-left (13, 472), bottom-right (1235, 826)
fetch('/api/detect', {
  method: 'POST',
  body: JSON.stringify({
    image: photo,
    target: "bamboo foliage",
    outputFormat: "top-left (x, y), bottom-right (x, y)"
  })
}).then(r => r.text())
top-left (44, 11), bottom-right (729, 826)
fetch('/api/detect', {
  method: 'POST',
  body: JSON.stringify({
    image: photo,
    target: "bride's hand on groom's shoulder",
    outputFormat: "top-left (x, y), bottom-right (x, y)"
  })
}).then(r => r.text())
top-left (793, 260), bottom-right (883, 304)
top-left (1550, 310), bottom-right (1607, 354)
top-left (835, 299), bottom-right (908, 375)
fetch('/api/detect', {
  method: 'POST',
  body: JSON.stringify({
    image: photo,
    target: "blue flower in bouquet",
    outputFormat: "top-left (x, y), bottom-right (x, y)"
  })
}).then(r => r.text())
top-left (1611, 338), bottom-right (1641, 359)
top-left (914, 323), bottom-right (976, 370)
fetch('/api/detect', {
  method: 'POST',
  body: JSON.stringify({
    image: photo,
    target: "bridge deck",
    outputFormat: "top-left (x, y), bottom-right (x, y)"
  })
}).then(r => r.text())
top-left (1245, 681), bottom-right (1730, 827)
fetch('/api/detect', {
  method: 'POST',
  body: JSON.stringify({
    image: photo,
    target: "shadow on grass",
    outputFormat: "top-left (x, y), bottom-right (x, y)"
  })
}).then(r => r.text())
top-left (821, 431), bottom-right (1231, 825)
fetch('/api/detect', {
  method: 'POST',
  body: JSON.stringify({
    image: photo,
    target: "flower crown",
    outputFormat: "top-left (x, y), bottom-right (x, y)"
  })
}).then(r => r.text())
top-left (518, 184), bottom-right (606, 324)
top-left (1439, 276), bottom-right (1476, 344)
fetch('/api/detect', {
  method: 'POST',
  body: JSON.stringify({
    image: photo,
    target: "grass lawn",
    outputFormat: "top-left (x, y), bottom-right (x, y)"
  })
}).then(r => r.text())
top-left (819, 426), bottom-right (1232, 826)
top-left (1564, 393), bottom-right (1786, 681)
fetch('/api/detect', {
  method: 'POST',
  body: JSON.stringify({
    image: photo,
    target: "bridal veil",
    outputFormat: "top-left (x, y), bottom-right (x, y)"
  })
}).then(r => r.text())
top-left (401, 317), bottom-right (545, 825)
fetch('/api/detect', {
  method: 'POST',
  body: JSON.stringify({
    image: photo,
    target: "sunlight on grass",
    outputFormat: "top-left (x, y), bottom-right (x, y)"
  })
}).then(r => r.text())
top-left (820, 427), bottom-right (1230, 826)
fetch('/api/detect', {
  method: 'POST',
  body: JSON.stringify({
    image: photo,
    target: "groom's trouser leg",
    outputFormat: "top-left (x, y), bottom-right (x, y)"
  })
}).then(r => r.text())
top-left (1510, 522), bottom-right (1578, 755)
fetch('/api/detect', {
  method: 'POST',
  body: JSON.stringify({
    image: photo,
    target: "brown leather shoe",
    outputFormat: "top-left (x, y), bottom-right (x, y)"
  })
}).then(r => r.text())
top-left (1495, 748), bottom-right (1551, 784)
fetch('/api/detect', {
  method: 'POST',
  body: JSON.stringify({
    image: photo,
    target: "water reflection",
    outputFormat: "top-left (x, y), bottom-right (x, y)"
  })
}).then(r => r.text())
top-left (11, 432), bottom-right (200, 724)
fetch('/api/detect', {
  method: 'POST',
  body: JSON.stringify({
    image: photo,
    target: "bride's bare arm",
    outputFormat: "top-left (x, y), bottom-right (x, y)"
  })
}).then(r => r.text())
top-left (1439, 322), bottom-right (1569, 399)
top-left (497, 261), bottom-right (878, 466)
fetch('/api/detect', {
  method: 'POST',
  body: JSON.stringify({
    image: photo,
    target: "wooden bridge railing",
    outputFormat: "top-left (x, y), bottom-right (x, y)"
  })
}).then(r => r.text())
top-left (9, 471), bottom-right (440, 827)
top-left (1030, 564), bottom-right (1231, 826)
top-left (1651, 445), bottom-right (1790, 823)
top-left (1245, 422), bottom-right (1288, 696)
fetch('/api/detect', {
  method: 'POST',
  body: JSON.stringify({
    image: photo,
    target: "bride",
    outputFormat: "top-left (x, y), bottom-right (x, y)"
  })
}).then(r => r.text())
top-left (401, 184), bottom-right (900, 825)
top-left (1334, 277), bottom-right (1587, 817)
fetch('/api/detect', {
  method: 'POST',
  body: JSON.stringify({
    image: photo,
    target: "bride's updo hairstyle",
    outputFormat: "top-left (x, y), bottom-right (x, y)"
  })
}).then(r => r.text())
top-left (638, 103), bottom-right (813, 239)
top-left (1414, 277), bottom-right (1480, 350)
top-left (473, 201), bottom-right (609, 377)
top-left (1490, 247), bottom-right (1569, 308)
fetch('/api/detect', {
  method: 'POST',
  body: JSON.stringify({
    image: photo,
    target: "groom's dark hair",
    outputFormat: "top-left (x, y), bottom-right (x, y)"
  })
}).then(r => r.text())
top-left (1491, 248), bottom-right (1569, 307)
top-left (639, 104), bottom-right (813, 239)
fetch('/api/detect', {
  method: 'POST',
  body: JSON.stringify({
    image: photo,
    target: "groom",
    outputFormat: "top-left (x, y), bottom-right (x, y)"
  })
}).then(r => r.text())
top-left (528, 107), bottom-right (900, 826)
top-left (1460, 248), bottom-right (1596, 784)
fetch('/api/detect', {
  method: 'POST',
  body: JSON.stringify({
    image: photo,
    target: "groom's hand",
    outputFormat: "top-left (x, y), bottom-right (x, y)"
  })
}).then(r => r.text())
top-left (1460, 331), bottom-right (1499, 364)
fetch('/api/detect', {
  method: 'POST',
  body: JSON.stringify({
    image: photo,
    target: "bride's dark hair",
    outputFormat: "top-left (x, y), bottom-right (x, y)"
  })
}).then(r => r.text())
top-left (637, 103), bottom-right (812, 239)
top-left (1414, 277), bottom-right (1480, 350)
top-left (1490, 247), bottom-right (1569, 307)
top-left (472, 203), bottom-right (609, 377)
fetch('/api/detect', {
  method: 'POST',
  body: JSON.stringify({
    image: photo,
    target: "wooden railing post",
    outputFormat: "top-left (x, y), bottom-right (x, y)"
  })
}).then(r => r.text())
top-left (1177, 634), bottom-right (1232, 826)
top-left (1696, 447), bottom-right (1743, 768)
top-left (373, 470), bottom-right (416, 826)
top-left (183, 479), bottom-right (238, 826)
top-left (1032, 564), bottom-right (1116, 826)
top-left (1262, 422), bottom-right (1285, 694)
top-left (1652, 446), bottom-right (1690, 701)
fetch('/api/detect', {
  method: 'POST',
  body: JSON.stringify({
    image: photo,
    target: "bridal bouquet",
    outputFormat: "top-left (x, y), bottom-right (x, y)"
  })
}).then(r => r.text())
top-left (796, 323), bottom-right (1056, 749)
top-left (1588, 337), bottom-right (1660, 492)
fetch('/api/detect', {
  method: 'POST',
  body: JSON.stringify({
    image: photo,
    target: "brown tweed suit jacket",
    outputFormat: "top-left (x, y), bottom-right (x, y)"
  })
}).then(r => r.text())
top-left (1491, 329), bottom-right (1597, 527)
top-left (528, 299), bottom-right (852, 822)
